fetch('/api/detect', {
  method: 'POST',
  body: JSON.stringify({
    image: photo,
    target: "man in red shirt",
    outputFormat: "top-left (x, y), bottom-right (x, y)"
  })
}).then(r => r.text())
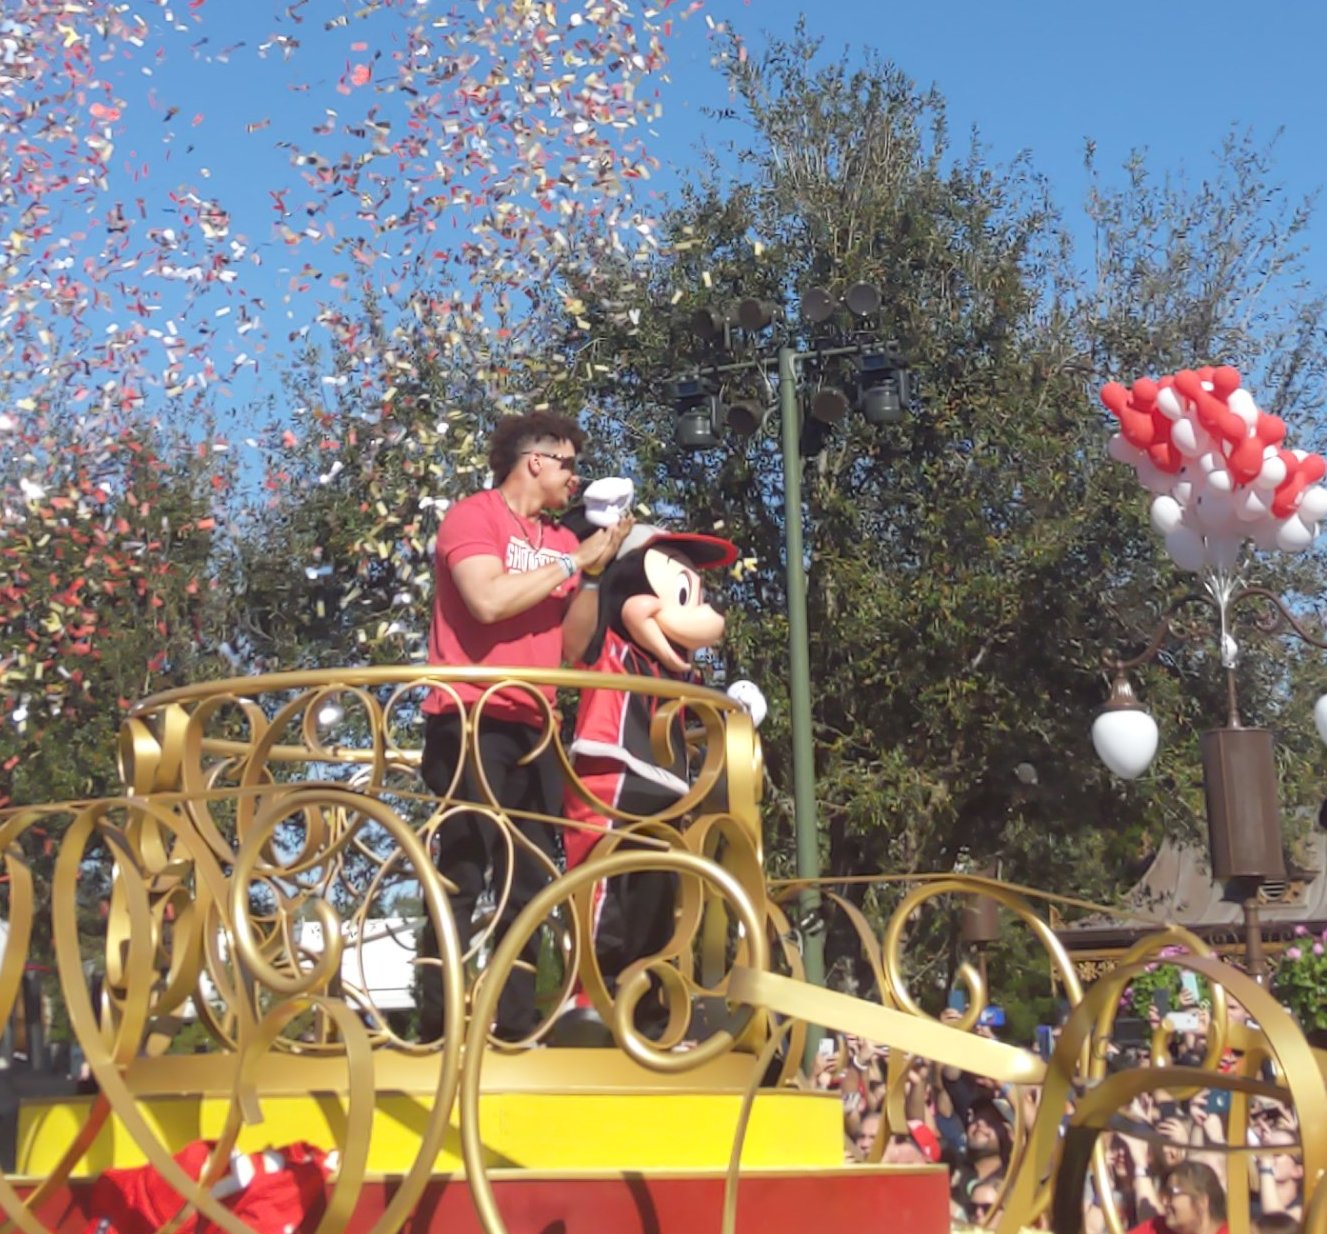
top-left (419, 410), bottom-right (629, 1042)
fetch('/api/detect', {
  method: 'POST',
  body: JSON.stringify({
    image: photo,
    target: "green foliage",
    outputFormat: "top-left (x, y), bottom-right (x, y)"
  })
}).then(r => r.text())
top-left (540, 25), bottom-right (1327, 993)
top-left (1271, 931), bottom-right (1327, 1030)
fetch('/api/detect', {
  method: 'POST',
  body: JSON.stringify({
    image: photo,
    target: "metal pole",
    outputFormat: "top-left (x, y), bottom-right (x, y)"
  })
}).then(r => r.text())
top-left (778, 346), bottom-right (826, 1009)
top-left (1243, 895), bottom-right (1267, 984)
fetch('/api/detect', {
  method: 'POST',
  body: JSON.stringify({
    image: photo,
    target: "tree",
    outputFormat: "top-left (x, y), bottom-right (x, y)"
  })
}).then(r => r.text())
top-left (535, 25), bottom-right (1327, 991)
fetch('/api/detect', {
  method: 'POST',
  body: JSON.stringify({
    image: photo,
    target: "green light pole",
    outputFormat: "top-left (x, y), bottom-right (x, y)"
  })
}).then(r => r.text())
top-left (777, 345), bottom-right (826, 994)
top-left (666, 295), bottom-right (910, 1058)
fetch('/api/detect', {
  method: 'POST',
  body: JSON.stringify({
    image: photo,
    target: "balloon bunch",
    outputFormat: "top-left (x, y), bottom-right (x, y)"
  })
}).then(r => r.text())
top-left (1101, 366), bottom-right (1327, 572)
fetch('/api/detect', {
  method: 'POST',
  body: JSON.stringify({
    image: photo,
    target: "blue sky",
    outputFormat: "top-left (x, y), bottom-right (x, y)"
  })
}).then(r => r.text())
top-left (9, 0), bottom-right (1327, 435)
top-left (660, 1), bottom-right (1327, 265)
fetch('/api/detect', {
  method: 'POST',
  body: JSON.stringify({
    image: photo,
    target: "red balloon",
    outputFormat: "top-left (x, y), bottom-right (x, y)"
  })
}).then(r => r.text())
top-left (1100, 382), bottom-right (1129, 417)
top-left (1259, 414), bottom-right (1287, 447)
top-left (1173, 368), bottom-right (1244, 445)
top-left (1228, 413), bottom-right (1284, 483)
top-left (1212, 365), bottom-right (1242, 398)
top-left (1196, 366), bottom-right (1216, 383)
top-left (1131, 377), bottom-right (1159, 408)
top-left (1148, 439), bottom-right (1183, 473)
top-left (1271, 450), bottom-right (1313, 518)
top-left (1101, 380), bottom-right (1158, 446)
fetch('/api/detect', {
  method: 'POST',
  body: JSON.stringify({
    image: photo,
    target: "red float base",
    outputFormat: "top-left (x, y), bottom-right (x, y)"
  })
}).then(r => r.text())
top-left (18, 1166), bottom-right (951, 1234)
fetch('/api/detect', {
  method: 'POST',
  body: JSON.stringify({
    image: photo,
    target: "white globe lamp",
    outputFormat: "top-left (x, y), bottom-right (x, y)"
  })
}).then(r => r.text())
top-left (1092, 674), bottom-right (1159, 780)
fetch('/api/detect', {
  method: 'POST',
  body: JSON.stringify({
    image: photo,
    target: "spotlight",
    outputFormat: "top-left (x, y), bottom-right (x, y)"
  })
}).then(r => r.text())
top-left (800, 287), bottom-right (836, 325)
top-left (844, 282), bottom-right (882, 317)
top-left (737, 297), bottom-right (777, 332)
top-left (671, 377), bottom-right (723, 449)
top-left (810, 386), bottom-right (850, 425)
top-left (857, 346), bottom-right (910, 426)
top-left (690, 306), bottom-right (727, 342)
top-left (727, 397), bottom-right (769, 436)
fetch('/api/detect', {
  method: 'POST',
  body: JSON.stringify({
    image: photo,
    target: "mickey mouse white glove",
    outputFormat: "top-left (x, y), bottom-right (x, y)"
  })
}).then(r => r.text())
top-left (583, 476), bottom-right (635, 527)
top-left (726, 679), bottom-right (767, 728)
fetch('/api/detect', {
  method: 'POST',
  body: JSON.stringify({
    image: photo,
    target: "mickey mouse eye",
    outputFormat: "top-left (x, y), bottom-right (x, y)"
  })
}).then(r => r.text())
top-left (676, 574), bottom-right (692, 606)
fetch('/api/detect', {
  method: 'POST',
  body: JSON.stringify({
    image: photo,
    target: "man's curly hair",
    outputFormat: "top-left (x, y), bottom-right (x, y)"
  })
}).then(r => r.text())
top-left (488, 410), bottom-right (586, 483)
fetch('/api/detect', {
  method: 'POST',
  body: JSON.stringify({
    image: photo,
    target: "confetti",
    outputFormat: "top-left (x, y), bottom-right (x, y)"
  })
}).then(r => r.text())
top-left (0, 0), bottom-right (725, 742)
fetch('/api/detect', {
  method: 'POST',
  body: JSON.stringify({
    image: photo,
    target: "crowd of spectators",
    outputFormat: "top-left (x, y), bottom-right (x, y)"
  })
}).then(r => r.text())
top-left (808, 989), bottom-right (1307, 1232)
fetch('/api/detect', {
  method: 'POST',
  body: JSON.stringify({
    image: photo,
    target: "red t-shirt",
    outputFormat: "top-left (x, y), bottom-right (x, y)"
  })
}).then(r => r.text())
top-left (425, 488), bottom-right (580, 726)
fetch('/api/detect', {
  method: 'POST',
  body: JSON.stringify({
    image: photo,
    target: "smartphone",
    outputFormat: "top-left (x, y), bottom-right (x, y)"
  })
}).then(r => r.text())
top-left (1169, 1010), bottom-right (1203, 1033)
top-left (978, 1006), bottom-right (1005, 1028)
top-left (1157, 1099), bottom-right (1188, 1121)
top-left (1035, 1024), bottom-right (1054, 1061)
top-left (1208, 1088), bottom-right (1232, 1116)
top-left (948, 989), bottom-right (968, 1013)
top-left (817, 1036), bottom-right (837, 1058)
top-left (1180, 971), bottom-right (1202, 1003)
top-left (1152, 988), bottom-right (1171, 1017)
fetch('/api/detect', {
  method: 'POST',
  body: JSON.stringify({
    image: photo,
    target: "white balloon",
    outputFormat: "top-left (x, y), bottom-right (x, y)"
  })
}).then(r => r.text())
top-left (1275, 516), bottom-right (1316, 553)
top-left (1250, 517), bottom-right (1282, 552)
top-left (1156, 387), bottom-right (1184, 421)
top-left (1207, 532), bottom-right (1243, 571)
top-left (1227, 387), bottom-right (1260, 429)
top-left (1107, 432), bottom-right (1141, 465)
top-left (1165, 524), bottom-right (1207, 572)
top-left (1171, 417), bottom-right (1211, 458)
top-left (1254, 453), bottom-right (1287, 489)
top-left (1195, 492), bottom-right (1238, 534)
top-left (1233, 487), bottom-right (1271, 522)
top-left (1135, 458), bottom-right (1174, 495)
top-left (1294, 448), bottom-right (1309, 462)
top-left (1150, 495), bottom-right (1184, 535)
top-left (1205, 460), bottom-right (1234, 493)
top-left (1171, 466), bottom-right (1202, 506)
top-left (1298, 485), bottom-right (1327, 522)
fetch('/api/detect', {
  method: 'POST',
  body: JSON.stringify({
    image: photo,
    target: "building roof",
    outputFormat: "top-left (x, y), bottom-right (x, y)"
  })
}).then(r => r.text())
top-left (1057, 832), bottom-right (1327, 951)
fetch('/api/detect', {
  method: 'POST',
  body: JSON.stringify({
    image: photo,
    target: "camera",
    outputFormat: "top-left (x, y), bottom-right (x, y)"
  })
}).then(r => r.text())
top-left (978, 1006), bottom-right (1005, 1029)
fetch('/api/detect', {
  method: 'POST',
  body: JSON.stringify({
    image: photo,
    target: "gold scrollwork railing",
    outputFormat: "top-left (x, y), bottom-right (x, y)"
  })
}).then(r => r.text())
top-left (0, 667), bottom-right (1323, 1234)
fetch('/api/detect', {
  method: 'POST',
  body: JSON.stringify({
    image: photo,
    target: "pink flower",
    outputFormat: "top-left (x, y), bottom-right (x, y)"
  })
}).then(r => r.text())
top-left (1286, 946), bottom-right (1302, 961)
top-left (1315, 943), bottom-right (1324, 957)
top-left (1295, 924), bottom-right (1309, 937)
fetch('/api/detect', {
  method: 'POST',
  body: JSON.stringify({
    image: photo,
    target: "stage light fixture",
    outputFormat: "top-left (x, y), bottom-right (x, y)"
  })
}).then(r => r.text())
top-left (800, 287), bottom-right (835, 325)
top-left (727, 397), bottom-right (769, 436)
top-left (810, 385), bottom-right (850, 425)
top-left (690, 307), bottom-right (727, 342)
top-left (844, 282), bottom-right (882, 318)
top-left (737, 297), bottom-right (777, 332)
top-left (857, 345), bottom-right (910, 426)
top-left (671, 377), bottom-right (724, 449)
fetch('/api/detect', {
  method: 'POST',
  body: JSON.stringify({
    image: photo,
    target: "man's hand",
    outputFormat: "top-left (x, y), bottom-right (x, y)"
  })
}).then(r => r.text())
top-left (575, 516), bottom-right (633, 575)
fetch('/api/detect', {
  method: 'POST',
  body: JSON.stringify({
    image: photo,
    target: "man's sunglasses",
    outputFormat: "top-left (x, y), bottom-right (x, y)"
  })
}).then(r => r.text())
top-left (524, 450), bottom-right (577, 472)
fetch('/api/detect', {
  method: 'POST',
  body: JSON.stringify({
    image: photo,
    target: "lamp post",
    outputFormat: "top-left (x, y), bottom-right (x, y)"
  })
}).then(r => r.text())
top-left (1091, 580), bottom-right (1327, 982)
top-left (664, 291), bottom-right (912, 1001)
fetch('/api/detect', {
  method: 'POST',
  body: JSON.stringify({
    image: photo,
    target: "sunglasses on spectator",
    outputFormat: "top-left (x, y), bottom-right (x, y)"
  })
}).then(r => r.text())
top-left (524, 450), bottom-right (577, 472)
top-left (1164, 1186), bottom-right (1195, 1200)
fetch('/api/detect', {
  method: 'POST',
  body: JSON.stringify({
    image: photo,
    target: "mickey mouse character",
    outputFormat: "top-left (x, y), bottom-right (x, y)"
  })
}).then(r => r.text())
top-left (561, 523), bottom-right (762, 1029)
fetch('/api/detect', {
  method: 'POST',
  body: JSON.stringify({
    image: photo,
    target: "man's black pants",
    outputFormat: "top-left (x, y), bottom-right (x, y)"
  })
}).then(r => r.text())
top-left (418, 711), bottom-right (561, 1041)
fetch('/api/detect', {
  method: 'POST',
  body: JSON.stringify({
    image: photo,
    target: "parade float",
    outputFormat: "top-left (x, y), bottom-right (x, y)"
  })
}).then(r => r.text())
top-left (0, 652), bottom-right (1324, 1234)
